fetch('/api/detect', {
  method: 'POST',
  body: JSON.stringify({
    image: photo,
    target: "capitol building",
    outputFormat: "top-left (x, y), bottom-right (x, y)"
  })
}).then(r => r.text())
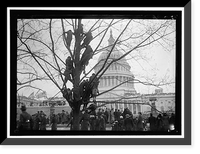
top-left (95, 30), bottom-right (140, 112)
top-left (95, 30), bottom-right (175, 115)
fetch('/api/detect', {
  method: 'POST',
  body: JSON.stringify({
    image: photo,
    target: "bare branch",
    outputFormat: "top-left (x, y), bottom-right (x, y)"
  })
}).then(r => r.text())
top-left (18, 36), bottom-right (62, 91)
top-left (49, 19), bottom-right (65, 84)
top-left (17, 84), bottom-right (46, 92)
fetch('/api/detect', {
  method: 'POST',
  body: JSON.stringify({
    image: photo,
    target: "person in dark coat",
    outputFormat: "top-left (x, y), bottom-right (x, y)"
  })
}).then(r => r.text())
top-left (89, 110), bottom-right (96, 131)
top-left (81, 45), bottom-right (93, 74)
top-left (50, 114), bottom-right (57, 130)
top-left (18, 105), bottom-right (33, 130)
top-left (137, 112), bottom-right (143, 131)
top-left (162, 113), bottom-right (169, 131)
top-left (39, 112), bottom-right (47, 130)
top-left (124, 114), bottom-right (134, 131)
top-left (116, 109), bottom-right (121, 121)
top-left (104, 108), bottom-right (108, 123)
top-left (63, 56), bottom-right (73, 87)
top-left (99, 114), bottom-right (106, 131)
top-left (123, 108), bottom-right (133, 119)
top-left (61, 110), bottom-right (67, 124)
top-left (148, 113), bottom-right (157, 131)
top-left (65, 30), bottom-right (73, 47)
top-left (114, 109), bottom-right (118, 121)
top-left (32, 112), bottom-right (40, 130)
top-left (156, 114), bottom-right (163, 131)
top-left (81, 31), bottom-right (93, 48)
top-left (80, 110), bottom-right (90, 130)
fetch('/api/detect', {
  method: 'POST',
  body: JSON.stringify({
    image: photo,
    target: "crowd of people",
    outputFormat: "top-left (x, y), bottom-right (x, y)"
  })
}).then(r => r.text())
top-left (74, 107), bottom-right (176, 131)
top-left (111, 112), bottom-right (176, 132)
top-left (16, 106), bottom-right (71, 131)
top-left (16, 104), bottom-right (176, 132)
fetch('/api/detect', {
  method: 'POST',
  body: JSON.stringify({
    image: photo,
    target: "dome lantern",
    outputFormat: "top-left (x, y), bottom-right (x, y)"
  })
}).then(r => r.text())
top-left (108, 29), bottom-right (115, 46)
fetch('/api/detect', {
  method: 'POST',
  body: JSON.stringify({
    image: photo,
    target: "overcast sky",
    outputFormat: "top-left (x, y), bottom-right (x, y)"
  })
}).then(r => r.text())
top-left (17, 19), bottom-right (176, 98)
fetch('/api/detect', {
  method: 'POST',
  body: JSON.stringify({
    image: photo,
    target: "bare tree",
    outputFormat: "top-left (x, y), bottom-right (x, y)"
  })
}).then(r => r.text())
top-left (17, 18), bottom-right (175, 130)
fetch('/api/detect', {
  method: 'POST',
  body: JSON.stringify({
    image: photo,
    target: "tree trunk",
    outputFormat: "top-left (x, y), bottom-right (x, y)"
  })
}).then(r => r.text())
top-left (72, 107), bottom-right (81, 130)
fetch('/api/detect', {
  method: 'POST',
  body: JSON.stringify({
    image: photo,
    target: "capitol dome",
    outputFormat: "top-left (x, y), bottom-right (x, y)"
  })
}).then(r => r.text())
top-left (97, 30), bottom-right (130, 68)
top-left (95, 29), bottom-right (137, 105)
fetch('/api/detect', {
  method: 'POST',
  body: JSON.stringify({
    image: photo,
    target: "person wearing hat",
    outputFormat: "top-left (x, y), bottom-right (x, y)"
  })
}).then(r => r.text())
top-left (80, 110), bottom-right (90, 131)
top-left (32, 111), bottom-right (40, 130)
top-left (39, 111), bottom-right (47, 130)
top-left (136, 112), bottom-right (144, 131)
top-left (18, 105), bottom-right (33, 130)
top-left (50, 114), bottom-right (57, 130)
top-left (124, 114), bottom-right (134, 131)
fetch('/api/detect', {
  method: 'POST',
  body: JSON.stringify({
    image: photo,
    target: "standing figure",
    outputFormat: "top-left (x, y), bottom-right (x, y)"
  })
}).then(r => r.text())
top-left (39, 112), bottom-right (47, 130)
top-left (124, 114), bottom-right (134, 131)
top-left (89, 110), bottom-right (96, 131)
top-left (137, 112), bottom-right (144, 131)
top-left (162, 113), bottom-right (169, 131)
top-left (156, 114), bottom-right (163, 131)
top-left (107, 108), bottom-right (111, 124)
top-left (110, 108), bottom-right (115, 124)
top-left (148, 113), bottom-right (157, 131)
top-left (80, 110), bottom-right (90, 131)
top-left (32, 112), bottom-right (40, 130)
top-left (99, 114), bottom-right (106, 131)
top-left (50, 114), bottom-right (57, 130)
top-left (104, 108), bottom-right (108, 124)
top-left (18, 105), bottom-right (33, 131)
top-left (61, 110), bottom-right (67, 125)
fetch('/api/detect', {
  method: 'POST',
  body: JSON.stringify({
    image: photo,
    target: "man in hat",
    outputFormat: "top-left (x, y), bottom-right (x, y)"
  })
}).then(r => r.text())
top-left (18, 105), bottom-right (33, 130)
top-left (148, 113), bottom-right (157, 131)
top-left (39, 111), bottom-right (47, 130)
top-left (124, 114), bottom-right (134, 131)
top-left (137, 112), bottom-right (144, 131)
top-left (50, 114), bottom-right (58, 130)
top-left (80, 110), bottom-right (90, 131)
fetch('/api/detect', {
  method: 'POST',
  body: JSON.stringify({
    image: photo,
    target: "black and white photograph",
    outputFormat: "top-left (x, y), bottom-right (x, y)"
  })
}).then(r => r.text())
top-left (3, 4), bottom-right (192, 145)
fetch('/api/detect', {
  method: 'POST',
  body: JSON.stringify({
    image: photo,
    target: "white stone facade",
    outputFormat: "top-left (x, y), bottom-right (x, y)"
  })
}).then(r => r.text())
top-left (95, 30), bottom-right (175, 115)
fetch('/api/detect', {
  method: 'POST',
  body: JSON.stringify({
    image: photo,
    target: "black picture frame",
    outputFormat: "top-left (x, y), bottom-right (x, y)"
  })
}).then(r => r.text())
top-left (1, 1), bottom-right (192, 146)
